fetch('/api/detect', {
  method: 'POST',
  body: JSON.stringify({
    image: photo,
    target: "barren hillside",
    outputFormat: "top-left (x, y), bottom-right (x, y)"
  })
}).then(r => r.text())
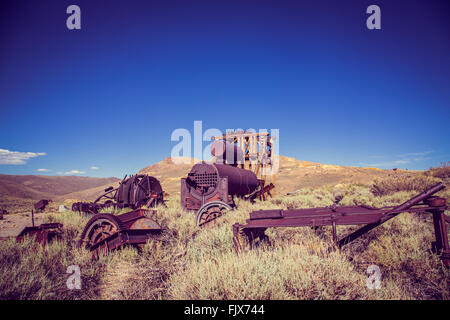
top-left (55, 181), bottom-right (121, 202)
top-left (139, 156), bottom-right (414, 198)
top-left (0, 175), bottom-right (120, 201)
top-left (139, 157), bottom-right (201, 198)
top-left (273, 156), bottom-right (406, 195)
top-left (47, 156), bottom-right (420, 202)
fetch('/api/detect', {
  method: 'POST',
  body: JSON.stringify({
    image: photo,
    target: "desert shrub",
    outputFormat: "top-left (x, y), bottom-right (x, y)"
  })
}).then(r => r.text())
top-left (268, 188), bottom-right (335, 210)
top-left (0, 197), bottom-right (36, 214)
top-left (427, 162), bottom-right (450, 179)
top-left (94, 199), bottom-right (196, 299)
top-left (0, 210), bottom-right (96, 297)
top-left (168, 244), bottom-right (367, 300)
top-left (96, 240), bottom-right (184, 300)
top-left (350, 213), bottom-right (449, 299)
top-left (45, 210), bottom-right (90, 237)
top-left (1, 186), bottom-right (449, 300)
top-left (98, 207), bottom-right (136, 215)
top-left (370, 174), bottom-right (441, 196)
top-left (0, 237), bottom-right (104, 299)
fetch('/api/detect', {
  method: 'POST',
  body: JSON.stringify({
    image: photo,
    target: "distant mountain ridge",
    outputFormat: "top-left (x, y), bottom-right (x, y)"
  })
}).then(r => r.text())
top-left (138, 156), bottom-right (409, 198)
top-left (1, 156), bottom-right (418, 202)
top-left (0, 174), bottom-right (120, 200)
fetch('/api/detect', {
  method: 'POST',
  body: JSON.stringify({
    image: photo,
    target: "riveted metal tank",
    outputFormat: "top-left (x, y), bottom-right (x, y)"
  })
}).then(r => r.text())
top-left (181, 161), bottom-right (261, 211)
top-left (211, 140), bottom-right (244, 166)
top-left (186, 162), bottom-right (259, 197)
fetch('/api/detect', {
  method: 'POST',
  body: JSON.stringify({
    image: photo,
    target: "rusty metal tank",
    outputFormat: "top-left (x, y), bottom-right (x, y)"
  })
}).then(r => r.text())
top-left (211, 140), bottom-right (244, 166)
top-left (185, 162), bottom-right (259, 198)
top-left (181, 161), bottom-right (262, 220)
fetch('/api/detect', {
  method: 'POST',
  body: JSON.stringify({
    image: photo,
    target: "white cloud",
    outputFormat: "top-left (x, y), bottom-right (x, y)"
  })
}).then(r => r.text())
top-left (65, 170), bottom-right (86, 175)
top-left (361, 159), bottom-right (410, 167)
top-left (398, 150), bottom-right (433, 157)
top-left (37, 168), bottom-right (51, 172)
top-left (90, 166), bottom-right (99, 170)
top-left (0, 148), bottom-right (46, 165)
top-left (360, 150), bottom-right (435, 168)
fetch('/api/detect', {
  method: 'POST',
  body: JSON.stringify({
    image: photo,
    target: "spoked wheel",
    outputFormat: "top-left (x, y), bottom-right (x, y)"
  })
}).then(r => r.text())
top-left (196, 201), bottom-right (233, 226)
top-left (132, 175), bottom-right (164, 208)
top-left (79, 214), bottom-right (124, 251)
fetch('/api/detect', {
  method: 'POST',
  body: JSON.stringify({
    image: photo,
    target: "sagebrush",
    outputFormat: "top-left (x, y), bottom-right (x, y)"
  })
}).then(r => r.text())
top-left (0, 181), bottom-right (449, 300)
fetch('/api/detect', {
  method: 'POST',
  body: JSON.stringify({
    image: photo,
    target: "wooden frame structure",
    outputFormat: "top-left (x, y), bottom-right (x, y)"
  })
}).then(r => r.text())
top-left (213, 131), bottom-right (277, 199)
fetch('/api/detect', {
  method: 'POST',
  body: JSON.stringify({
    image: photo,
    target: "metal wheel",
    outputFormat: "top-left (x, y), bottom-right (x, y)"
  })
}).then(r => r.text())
top-left (196, 201), bottom-right (232, 226)
top-left (79, 214), bottom-right (123, 250)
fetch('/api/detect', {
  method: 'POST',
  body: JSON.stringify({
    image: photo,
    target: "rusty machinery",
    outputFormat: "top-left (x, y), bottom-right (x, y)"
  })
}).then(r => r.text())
top-left (212, 131), bottom-right (276, 197)
top-left (16, 223), bottom-right (63, 245)
top-left (72, 174), bottom-right (164, 214)
top-left (181, 131), bottom-right (277, 226)
top-left (14, 207), bottom-right (162, 256)
top-left (16, 210), bottom-right (63, 245)
top-left (70, 175), bottom-right (166, 256)
top-left (233, 182), bottom-right (450, 267)
top-left (34, 199), bottom-right (52, 212)
top-left (181, 161), bottom-right (264, 225)
top-left (79, 208), bottom-right (163, 256)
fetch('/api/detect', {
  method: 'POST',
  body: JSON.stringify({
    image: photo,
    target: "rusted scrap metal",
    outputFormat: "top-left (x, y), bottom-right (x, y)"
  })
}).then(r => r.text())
top-left (181, 161), bottom-right (264, 226)
top-left (212, 131), bottom-right (276, 176)
top-left (16, 210), bottom-right (63, 245)
top-left (233, 183), bottom-right (450, 267)
top-left (0, 209), bottom-right (6, 220)
top-left (72, 174), bottom-right (164, 214)
top-left (211, 140), bottom-right (245, 166)
top-left (34, 199), bottom-right (52, 211)
top-left (255, 183), bottom-right (275, 201)
top-left (182, 132), bottom-right (277, 226)
top-left (79, 208), bottom-right (163, 256)
top-left (212, 132), bottom-right (277, 199)
top-left (16, 223), bottom-right (63, 245)
top-left (71, 201), bottom-right (112, 215)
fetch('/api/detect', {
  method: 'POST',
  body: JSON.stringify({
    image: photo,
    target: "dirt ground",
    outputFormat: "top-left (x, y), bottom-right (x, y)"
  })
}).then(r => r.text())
top-left (0, 200), bottom-right (66, 239)
top-left (0, 211), bottom-right (49, 238)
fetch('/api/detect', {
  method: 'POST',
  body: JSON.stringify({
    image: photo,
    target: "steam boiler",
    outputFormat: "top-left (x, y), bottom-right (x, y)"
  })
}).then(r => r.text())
top-left (181, 161), bottom-right (264, 226)
top-left (72, 174), bottom-right (165, 214)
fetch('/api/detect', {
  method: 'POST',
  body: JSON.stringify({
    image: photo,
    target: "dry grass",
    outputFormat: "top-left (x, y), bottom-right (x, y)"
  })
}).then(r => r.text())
top-left (0, 232), bottom-right (103, 299)
top-left (0, 196), bottom-right (36, 215)
top-left (0, 179), bottom-right (449, 300)
top-left (169, 244), bottom-right (366, 300)
top-left (427, 162), bottom-right (450, 180)
top-left (370, 173), bottom-right (442, 196)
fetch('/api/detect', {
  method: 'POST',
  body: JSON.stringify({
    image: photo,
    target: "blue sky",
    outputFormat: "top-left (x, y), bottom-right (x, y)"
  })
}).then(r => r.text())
top-left (0, 0), bottom-right (449, 178)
